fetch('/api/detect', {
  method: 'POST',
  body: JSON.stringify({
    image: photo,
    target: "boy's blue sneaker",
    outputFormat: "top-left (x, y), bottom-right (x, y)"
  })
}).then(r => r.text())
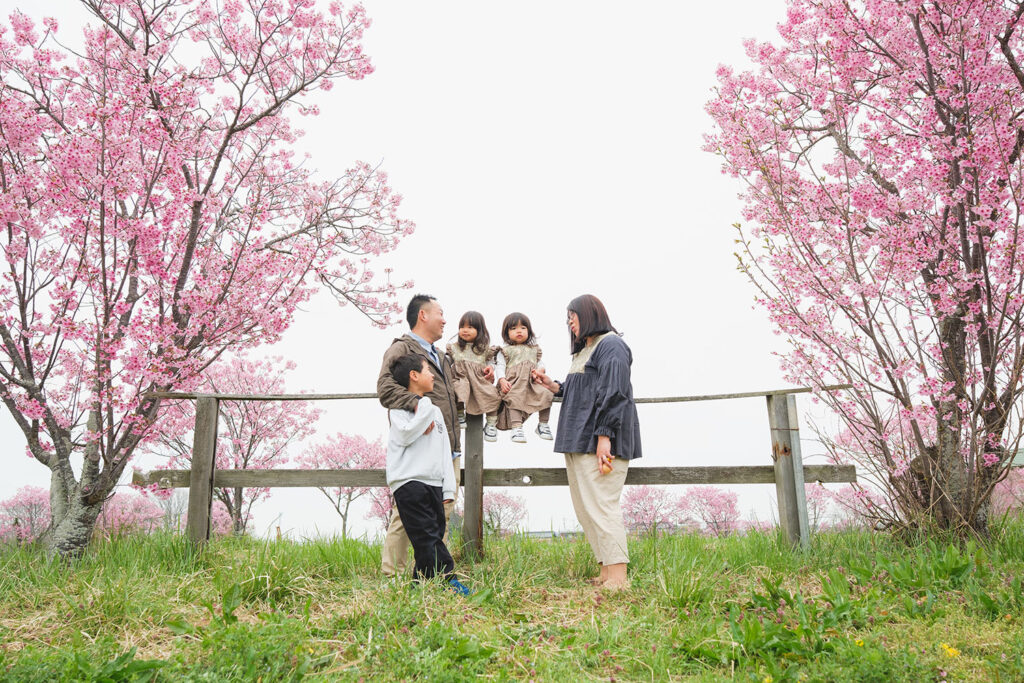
top-left (447, 578), bottom-right (472, 596)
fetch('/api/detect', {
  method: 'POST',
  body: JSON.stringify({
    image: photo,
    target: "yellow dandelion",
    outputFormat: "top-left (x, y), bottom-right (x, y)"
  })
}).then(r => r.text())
top-left (940, 643), bottom-right (960, 658)
top-left (855, 639), bottom-right (864, 647)
top-left (762, 676), bottom-right (773, 683)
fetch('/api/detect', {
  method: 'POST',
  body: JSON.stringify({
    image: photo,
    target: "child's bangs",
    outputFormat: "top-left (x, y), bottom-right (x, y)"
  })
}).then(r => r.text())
top-left (504, 314), bottom-right (530, 332)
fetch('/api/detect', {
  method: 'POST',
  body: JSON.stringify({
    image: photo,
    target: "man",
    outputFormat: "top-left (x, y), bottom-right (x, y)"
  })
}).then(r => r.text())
top-left (378, 294), bottom-right (462, 576)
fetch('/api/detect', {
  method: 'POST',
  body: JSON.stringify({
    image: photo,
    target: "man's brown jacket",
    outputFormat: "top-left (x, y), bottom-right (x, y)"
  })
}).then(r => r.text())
top-left (376, 334), bottom-right (461, 454)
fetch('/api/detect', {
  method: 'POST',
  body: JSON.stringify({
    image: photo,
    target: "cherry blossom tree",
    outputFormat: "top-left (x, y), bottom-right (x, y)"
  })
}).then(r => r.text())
top-left (0, 1), bottom-right (412, 557)
top-left (365, 486), bottom-right (394, 534)
top-left (706, 0), bottom-right (1024, 535)
top-left (0, 485), bottom-right (51, 542)
top-left (94, 491), bottom-right (164, 538)
top-left (992, 468), bottom-right (1024, 516)
top-left (483, 490), bottom-right (527, 535)
top-left (804, 483), bottom-right (833, 533)
top-left (683, 486), bottom-right (741, 537)
top-left (146, 355), bottom-right (320, 534)
top-left (828, 484), bottom-right (885, 530)
top-left (621, 485), bottom-right (687, 535)
top-left (295, 433), bottom-right (384, 538)
top-left (152, 489), bottom-right (188, 532)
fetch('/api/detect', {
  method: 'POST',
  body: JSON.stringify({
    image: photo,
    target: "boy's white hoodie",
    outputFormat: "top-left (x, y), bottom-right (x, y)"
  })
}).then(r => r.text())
top-left (387, 396), bottom-right (456, 500)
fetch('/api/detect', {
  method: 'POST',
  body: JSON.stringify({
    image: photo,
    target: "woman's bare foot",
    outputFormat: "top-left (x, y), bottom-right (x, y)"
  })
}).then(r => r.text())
top-left (600, 563), bottom-right (629, 590)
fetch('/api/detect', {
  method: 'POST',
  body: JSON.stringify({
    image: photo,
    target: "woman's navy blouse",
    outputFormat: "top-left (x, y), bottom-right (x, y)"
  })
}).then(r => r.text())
top-left (553, 335), bottom-right (642, 460)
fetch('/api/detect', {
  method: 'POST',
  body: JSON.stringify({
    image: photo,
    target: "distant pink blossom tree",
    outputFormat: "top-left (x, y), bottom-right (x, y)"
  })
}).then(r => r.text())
top-left (296, 433), bottom-right (385, 538)
top-left (146, 356), bottom-right (320, 534)
top-left (683, 486), bottom-right (741, 537)
top-left (992, 469), bottom-right (1024, 517)
top-left (621, 485), bottom-right (687, 534)
top-left (365, 487), bottom-right (394, 533)
top-left (804, 483), bottom-right (833, 533)
top-left (153, 490), bottom-right (188, 533)
top-left (0, 1), bottom-right (412, 558)
top-left (0, 485), bottom-right (51, 542)
top-left (483, 490), bottom-right (527, 535)
top-left (705, 0), bottom-right (1024, 535)
top-left (94, 491), bottom-right (164, 538)
top-left (828, 484), bottom-right (885, 530)
top-left (181, 499), bottom-right (235, 537)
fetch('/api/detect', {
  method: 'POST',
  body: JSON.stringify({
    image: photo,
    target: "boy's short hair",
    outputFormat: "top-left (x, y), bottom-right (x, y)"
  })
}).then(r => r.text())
top-left (391, 353), bottom-right (426, 389)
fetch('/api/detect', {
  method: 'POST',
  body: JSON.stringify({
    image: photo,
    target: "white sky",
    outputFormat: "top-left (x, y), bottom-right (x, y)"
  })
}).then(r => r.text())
top-left (1, 1), bottom-right (845, 539)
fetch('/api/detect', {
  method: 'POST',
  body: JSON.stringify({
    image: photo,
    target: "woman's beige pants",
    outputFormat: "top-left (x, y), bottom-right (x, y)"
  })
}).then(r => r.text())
top-left (564, 452), bottom-right (629, 565)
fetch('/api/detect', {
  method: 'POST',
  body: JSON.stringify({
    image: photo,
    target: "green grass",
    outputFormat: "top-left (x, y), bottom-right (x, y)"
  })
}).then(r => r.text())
top-left (2, 522), bottom-right (1024, 681)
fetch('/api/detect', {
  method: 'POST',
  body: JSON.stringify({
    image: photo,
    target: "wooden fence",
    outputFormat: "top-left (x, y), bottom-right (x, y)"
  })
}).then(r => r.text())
top-left (134, 386), bottom-right (856, 555)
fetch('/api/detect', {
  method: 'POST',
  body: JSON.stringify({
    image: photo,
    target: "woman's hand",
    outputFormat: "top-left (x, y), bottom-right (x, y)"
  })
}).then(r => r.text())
top-left (530, 369), bottom-right (559, 393)
top-left (498, 378), bottom-right (511, 394)
top-left (596, 435), bottom-right (614, 474)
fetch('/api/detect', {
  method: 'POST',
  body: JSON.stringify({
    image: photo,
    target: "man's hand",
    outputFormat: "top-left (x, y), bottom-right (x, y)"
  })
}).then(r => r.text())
top-left (482, 366), bottom-right (495, 382)
top-left (424, 421), bottom-right (435, 436)
top-left (498, 378), bottom-right (512, 394)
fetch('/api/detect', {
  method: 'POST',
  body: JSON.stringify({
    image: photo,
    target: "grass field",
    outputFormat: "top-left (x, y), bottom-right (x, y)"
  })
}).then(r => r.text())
top-left (1, 523), bottom-right (1023, 682)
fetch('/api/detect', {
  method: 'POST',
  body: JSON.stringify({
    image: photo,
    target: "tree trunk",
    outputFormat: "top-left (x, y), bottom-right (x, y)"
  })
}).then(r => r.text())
top-left (233, 486), bottom-right (244, 535)
top-left (40, 432), bottom-right (109, 559)
top-left (41, 483), bottom-right (105, 559)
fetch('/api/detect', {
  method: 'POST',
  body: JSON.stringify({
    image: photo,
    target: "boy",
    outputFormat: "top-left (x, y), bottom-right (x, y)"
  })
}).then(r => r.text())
top-left (387, 353), bottom-right (470, 595)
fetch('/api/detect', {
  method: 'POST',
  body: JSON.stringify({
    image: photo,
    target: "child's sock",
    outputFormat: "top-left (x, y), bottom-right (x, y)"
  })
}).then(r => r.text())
top-left (486, 415), bottom-right (497, 426)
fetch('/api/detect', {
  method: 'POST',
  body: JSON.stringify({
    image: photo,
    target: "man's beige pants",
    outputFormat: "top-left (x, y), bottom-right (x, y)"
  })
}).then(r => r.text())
top-left (381, 456), bottom-right (461, 576)
top-left (564, 452), bottom-right (630, 565)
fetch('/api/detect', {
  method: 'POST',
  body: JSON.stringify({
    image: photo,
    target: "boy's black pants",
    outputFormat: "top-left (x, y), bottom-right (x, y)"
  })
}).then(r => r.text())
top-left (392, 481), bottom-right (454, 581)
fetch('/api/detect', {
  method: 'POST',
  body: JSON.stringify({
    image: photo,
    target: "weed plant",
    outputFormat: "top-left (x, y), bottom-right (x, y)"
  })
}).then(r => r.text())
top-left (1, 521), bottom-right (1023, 681)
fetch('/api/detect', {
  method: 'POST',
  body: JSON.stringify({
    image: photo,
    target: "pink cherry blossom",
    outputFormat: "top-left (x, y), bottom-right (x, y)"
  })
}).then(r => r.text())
top-left (295, 432), bottom-right (385, 538)
top-left (682, 486), bottom-right (741, 537)
top-left (144, 355), bottom-right (321, 534)
top-left (482, 490), bottom-right (527, 535)
top-left (94, 491), bottom-right (164, 538)
top-left (621, 485), bottom-right (689, 534)
top-left (706, 0), bottom-right (1024, 534)
top-left (0, 1), bottom-right (411, 556)
top-left (0, 486), bottom-right (51, 542)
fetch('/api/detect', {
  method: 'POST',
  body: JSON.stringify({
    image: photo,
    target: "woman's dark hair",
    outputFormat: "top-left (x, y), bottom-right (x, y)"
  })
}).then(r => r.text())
top-left (390, 354), bottom-right (427, 389)
top-left (567, 294), bottom-right (617, 354)
top-left (455, 311), bottom-right (491, 354)
top-left (501, 312), bottom-right (537, 345)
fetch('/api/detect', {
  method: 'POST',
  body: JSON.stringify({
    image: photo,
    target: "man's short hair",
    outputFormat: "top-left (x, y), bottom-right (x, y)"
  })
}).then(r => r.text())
top-left (406, 294), bottom-right (437, 329)
top-left (391, 354), bottom-right (426, 389)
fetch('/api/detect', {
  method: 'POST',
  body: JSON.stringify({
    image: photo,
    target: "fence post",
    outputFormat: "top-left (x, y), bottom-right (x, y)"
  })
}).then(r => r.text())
top-left (462, 413), bottom-right (484, 559)
top-left (186, 396), bottom-right (219, 547)
top-left (766, 393), bottom-right (810, 548)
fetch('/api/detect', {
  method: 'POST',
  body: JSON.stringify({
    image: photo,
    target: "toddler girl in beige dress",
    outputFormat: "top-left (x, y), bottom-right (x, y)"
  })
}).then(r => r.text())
top-left (446, 311), bottom-right (502, 439)
top-left (495, 312), bottom-right (554, 443)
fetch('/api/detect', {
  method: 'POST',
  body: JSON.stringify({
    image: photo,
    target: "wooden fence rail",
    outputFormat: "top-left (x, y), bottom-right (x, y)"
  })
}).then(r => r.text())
top-left (134, 464), bottom-right (856, 489)
top-left (134, 385), bottom-right (854, 554)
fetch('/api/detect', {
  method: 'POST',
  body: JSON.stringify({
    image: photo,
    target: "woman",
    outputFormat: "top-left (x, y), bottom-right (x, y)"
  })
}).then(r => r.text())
top-left (532, 294), bottom-right (641, 589)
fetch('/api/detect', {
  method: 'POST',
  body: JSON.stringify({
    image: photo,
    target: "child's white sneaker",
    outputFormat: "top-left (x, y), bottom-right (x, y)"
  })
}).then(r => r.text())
top-left (535, 423), bottom-right (553, 440)
top-left (511, 427), bottom-right (527, 444)
top-left (483, 424), bottom-right (498, 442)
top-left (457, 411), bottom-right (467, 428)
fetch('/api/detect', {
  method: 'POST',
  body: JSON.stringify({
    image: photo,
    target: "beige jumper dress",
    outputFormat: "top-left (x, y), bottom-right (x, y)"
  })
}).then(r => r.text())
top-left (495, 344), bottom-right (554, 430)
top-left (446, 343), bottom-right (501, 415)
